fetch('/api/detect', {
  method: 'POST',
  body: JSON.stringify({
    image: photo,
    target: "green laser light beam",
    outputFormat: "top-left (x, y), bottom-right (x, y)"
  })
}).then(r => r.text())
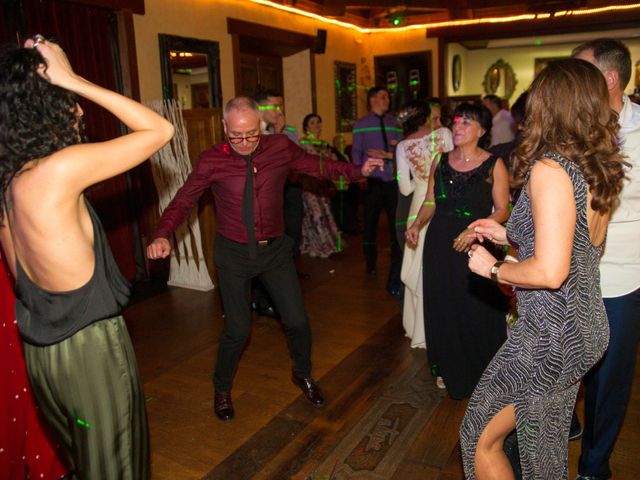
top-left (76, 419), bottom-right (92, 428)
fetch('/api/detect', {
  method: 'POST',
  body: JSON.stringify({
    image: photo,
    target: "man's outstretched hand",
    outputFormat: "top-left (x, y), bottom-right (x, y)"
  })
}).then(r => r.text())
top-left (147, 237), bottom-right (172, 259)
top-left (361, 157), bottom-right (384, 177)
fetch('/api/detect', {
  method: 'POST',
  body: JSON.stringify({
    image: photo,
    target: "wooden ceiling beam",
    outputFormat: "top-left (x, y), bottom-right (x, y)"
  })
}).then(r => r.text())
top-left (316, 0), bottom-right (469, 7)
top-left (426, 10), bottom-right (640, 41)
top-left (62, 0), bottom-right (145, 14)
top-left (321, 0), bottom-right (347, 16)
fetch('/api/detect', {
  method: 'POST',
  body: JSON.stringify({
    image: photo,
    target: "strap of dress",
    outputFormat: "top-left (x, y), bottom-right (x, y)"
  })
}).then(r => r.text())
top-left (1, 192), bottom-right (11, 227)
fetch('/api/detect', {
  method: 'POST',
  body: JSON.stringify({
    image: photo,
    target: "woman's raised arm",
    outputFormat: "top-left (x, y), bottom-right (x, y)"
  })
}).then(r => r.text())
top-left (27, 38), bottom-right (174, 194)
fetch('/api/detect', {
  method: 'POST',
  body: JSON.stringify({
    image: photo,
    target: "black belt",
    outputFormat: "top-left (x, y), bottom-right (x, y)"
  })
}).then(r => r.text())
top-left (257, 237), bottom-right (279, 247)
top-left (217, 234), bottom-right (280, 248)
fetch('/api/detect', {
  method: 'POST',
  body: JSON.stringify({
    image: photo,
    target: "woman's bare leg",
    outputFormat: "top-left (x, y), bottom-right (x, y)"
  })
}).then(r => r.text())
top-left (475, 403), bottom-right (516, 480)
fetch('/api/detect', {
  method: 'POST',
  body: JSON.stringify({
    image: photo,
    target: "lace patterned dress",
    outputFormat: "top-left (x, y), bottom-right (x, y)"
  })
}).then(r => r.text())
top-left (460, 153), bottom-right (609, 479)
top-left (398, 128), bottom-right (453, 348)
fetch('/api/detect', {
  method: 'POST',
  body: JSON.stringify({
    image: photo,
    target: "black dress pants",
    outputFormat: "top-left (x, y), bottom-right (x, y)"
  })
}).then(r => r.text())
top-left (214, 234), bottom-right (312, 392)
top-left (331, 183), bottom-right (360, 234)
top-left (363, 179), bottom-right (401, 285)
top-left (284, 182), bottom-right (303, 254)
top-left (252, 182), bottom-right (303, 309)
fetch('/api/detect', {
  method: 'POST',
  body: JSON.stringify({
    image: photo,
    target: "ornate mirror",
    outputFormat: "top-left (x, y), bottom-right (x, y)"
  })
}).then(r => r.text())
top-left (158, 34), bottom-right (222, 108)
top-left (482, 59), bottom-right (517, 101)
top-left (451, 54), bottom-right (461, 92)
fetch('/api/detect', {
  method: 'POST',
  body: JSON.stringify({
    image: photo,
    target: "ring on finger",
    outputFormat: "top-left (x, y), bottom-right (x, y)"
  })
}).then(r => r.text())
top-left (33, 34), bottom-right (45, 47)
top-left (468, 249), bottom-right (473, 258)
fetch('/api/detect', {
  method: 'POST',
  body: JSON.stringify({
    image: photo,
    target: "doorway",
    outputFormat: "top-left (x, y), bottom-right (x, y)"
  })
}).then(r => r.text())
top-left (228, 19), bottom-right (317, 134)
top-left (374, 51), bottom-right (433, 114)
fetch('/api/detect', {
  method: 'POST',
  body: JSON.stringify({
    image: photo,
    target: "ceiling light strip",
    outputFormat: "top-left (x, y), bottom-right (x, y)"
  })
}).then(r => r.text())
top-left (248, 0), bottom-right (640, 32)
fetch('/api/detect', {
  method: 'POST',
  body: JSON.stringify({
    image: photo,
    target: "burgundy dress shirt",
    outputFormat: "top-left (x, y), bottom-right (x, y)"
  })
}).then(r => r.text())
top-left (153, 134), bottom-right (363, 244)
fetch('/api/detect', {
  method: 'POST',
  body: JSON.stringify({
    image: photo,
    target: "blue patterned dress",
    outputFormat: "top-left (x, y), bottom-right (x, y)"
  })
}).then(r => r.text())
top-left (460, 153), bottom-right (610, 479)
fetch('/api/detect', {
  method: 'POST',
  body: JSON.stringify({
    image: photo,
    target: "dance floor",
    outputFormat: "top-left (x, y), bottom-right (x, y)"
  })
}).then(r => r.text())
top-left (124, 232), bottom-right (640, 479)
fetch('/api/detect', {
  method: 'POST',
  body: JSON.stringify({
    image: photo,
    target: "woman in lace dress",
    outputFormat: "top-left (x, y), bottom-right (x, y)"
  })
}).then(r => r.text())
top-left (461, 59), bottom-right (626, 479)
top-left (299, 114), bottom-right (342, 258)
top-left (397, 101), bottom-right (453, 348)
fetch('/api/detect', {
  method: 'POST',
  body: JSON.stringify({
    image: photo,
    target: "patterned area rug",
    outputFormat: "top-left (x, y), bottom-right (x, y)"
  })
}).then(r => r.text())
top-left (202, 318), bottom-right (449, 480)
top-left (310, 352), bottom-right (445, 479)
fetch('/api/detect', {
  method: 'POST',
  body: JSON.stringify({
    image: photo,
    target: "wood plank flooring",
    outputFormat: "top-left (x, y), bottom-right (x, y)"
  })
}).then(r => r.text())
top-left (124, 234), bottom-right (640, 479)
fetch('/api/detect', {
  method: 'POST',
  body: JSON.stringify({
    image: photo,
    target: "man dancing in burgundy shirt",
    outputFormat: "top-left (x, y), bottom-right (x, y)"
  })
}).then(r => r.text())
top-left (147, 97), bottom-right (382, 421)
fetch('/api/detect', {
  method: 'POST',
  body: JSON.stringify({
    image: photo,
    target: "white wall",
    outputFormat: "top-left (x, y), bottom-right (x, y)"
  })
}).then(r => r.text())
top-left (447, 36), bottom-right (640, 102)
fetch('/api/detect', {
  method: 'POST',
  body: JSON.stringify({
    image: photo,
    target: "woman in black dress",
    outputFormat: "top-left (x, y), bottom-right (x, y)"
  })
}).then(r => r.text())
top-left (406, 103), bottom-right (510, 399)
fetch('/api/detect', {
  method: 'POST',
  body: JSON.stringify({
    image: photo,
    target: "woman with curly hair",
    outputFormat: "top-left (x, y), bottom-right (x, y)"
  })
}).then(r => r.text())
top-left (0, 37), bottom-right (173, 479)
top-left (460, 58), bottom-right (626, 479)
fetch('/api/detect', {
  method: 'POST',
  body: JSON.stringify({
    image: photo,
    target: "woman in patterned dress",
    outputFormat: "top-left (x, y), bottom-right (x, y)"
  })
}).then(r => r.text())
top-left (299, 114), bottom-right (342, 258)
top-left (461, 59), bottom-right (627, 479)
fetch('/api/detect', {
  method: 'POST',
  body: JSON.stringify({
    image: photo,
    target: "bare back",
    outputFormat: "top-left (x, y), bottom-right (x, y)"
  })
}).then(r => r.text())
top-left (586, 190), bottom-right (610, 248)
top-left (1, 152), bottom-right (95, 292)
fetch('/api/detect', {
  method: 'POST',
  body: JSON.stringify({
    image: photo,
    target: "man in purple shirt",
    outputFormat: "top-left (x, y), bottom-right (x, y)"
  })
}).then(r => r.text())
top-left (147, 97), bottom-right (382, 421)
top-left (352, 87), bottom-right (404, 295)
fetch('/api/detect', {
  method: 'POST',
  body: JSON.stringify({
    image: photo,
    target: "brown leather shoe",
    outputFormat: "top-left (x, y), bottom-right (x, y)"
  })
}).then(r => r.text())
top-left (292, 372), bottom-right (325, 407)
top-left (214, 391), bottom-right (234, 421)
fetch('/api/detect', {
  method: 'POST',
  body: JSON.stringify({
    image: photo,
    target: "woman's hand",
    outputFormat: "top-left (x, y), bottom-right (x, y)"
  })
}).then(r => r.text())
top-left (452, 227), bottom-right (475, 252)
top-left (405, 223), bottom-right (420, 249)
top-left (467, 218), bottom-right (509, 245)
top-left (24, 36), bottom-right (80, 90)
top-left (467, 244), bottom-right (497, 279)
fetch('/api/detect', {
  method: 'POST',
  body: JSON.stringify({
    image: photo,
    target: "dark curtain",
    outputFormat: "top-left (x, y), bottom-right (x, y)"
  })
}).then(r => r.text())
top-left (1, 0), bottom-right (140, 280)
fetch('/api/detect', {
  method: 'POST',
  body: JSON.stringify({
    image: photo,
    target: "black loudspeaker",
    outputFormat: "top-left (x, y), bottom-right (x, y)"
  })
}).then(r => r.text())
top-left (314, 29), bottom-right (327, 54)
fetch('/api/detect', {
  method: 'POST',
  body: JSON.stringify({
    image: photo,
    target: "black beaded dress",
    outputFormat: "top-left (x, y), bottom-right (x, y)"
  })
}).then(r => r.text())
top-left (460, 153), bottom-right (609, 479)
top-left (422, 153), bottom-right (508, 400)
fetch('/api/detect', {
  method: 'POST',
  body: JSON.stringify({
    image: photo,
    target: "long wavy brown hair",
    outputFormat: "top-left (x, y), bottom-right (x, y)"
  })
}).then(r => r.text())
top-left (512, 58), bottom-right (626, 214)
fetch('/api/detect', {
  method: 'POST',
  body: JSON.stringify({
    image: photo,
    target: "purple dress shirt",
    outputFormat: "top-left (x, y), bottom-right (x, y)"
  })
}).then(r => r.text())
top-left (351, 112), bottom-right (403, 182)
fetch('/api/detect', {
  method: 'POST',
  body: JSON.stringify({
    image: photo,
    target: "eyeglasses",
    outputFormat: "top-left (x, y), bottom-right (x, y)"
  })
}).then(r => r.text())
top-left (453, 116), bottom-right (478, 127)
top-left (227, 134), bottom-right (260, 144)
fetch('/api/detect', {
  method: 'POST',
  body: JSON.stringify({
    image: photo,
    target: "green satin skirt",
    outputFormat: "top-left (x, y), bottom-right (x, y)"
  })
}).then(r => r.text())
top-left (23, 316), bottom-right (149, 480)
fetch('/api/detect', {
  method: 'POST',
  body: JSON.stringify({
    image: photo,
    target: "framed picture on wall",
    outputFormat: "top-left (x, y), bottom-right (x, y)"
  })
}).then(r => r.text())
top-left (334, 61), bottom-right (357, 133)
top-left (534, 56), bottom-right (567, 77)
top-left (452, 54), bottom-right (462, 92)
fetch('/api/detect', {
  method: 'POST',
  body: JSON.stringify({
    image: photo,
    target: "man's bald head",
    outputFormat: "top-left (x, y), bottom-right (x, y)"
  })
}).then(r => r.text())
top-left (223, 97), bottom-right (261, 155)
top-left (224, 96), bottom-right (260, 121)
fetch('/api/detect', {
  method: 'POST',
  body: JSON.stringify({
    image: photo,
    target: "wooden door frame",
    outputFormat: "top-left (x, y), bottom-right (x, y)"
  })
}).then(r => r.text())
top-left (227, 18), bottom-right (318, 111)
top-left (373, 50), bottom-right (434, 108)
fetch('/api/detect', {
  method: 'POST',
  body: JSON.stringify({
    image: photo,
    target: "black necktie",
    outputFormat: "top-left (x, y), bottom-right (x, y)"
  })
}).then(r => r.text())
top-left (377, 114), bottom-right (389, 152)
top-left (241, 154), bottom-right (256, 259)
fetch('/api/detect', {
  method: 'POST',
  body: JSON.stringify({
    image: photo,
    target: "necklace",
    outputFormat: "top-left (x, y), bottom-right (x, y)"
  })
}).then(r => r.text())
top-left (458, 149), bottom-right (475, 163)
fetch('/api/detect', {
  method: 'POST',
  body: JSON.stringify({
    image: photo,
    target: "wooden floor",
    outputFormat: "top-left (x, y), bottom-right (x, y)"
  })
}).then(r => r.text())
top-left (124, 233), bottom-right (640, 479)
